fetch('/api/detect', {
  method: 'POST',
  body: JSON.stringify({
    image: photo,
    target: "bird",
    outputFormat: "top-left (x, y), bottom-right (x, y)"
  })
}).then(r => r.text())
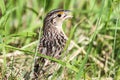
top-left (33, 9), bottom-right (72, 79)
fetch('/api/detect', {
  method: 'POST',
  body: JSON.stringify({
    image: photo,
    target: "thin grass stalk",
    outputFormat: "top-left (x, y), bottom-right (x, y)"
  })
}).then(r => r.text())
top-left (76, 0), bottom-right (105, 79)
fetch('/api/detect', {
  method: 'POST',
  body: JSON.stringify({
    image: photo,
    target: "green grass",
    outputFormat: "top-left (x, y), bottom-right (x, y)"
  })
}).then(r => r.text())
top-left (0, 0), bottom-right (120, 80)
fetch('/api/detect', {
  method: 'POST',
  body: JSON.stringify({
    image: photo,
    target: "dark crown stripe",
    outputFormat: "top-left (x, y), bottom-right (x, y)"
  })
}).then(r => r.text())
top-left (47, 9), bottom-right (70, 16)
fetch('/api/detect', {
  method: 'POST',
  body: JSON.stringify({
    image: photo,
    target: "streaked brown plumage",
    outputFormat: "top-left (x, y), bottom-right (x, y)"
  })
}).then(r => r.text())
top-left (33, 9), bottom-right (72, 79)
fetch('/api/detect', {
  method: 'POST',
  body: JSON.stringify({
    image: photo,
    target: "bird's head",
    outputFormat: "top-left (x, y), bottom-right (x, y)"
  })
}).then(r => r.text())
top-left (44, 9), bottom-right (72, 30)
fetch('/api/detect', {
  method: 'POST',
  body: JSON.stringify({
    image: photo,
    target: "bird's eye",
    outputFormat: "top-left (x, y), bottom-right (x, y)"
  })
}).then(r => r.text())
top-left (57, 14), bottom-right (61, 17)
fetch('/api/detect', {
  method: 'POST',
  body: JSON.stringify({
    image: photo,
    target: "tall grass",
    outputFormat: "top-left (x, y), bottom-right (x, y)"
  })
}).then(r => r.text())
top-left (0, 0), bottom-right (120, 79)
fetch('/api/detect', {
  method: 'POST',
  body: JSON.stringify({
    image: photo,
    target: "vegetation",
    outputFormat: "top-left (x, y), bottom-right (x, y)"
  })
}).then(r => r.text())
top-left (0, 0), bottom-right (120, 80)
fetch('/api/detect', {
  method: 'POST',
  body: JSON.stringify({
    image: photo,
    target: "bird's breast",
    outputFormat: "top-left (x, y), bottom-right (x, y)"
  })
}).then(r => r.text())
top-left (39, 31), bottom-right (67, 58)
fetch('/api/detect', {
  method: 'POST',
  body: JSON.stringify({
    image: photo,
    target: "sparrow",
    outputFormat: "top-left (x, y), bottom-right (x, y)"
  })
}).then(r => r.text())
top-left (33, 9), bottom-right (72, 79)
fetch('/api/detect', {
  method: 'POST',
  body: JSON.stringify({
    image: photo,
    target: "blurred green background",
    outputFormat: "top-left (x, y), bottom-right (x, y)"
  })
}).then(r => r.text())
top-left (0, 0), bottom-right (120, 80)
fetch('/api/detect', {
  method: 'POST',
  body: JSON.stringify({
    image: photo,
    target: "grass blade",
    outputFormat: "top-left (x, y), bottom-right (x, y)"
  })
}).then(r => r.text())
top-left (0, 0), bottom-right (6, 14)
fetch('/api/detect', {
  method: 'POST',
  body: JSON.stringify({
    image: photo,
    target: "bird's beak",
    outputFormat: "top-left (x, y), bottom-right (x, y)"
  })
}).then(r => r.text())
top-left (64, 10), bottom-right (73, 19)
